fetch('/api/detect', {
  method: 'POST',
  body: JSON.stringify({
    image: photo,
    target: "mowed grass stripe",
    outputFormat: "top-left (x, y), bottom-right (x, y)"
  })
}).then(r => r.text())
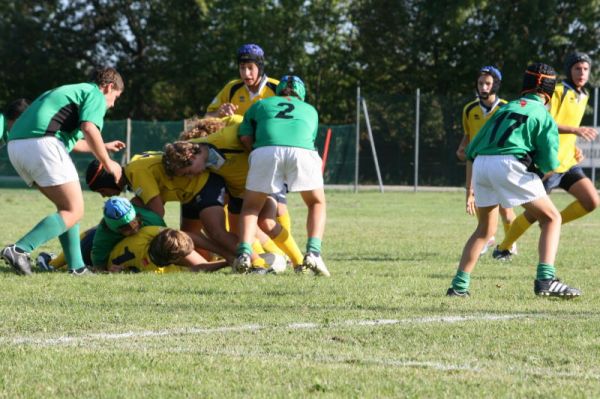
top-left (4, 313), bottom-right (531, 346)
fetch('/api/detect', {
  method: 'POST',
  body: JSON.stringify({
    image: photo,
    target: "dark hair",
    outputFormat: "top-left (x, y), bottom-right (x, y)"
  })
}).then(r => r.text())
top-left (237, 44), bottom-right (265, 76)
top-left (564, 51), bottom-right (592, 78)
top-left (86, 159), bottom-right (123, 191)
top-left (521, 63), bottom-right (557, 104)
top-left (5, 98), bottom-right (29, 121)
top-left (477, 66), bottom-right (502, 96)
top-left (90, 67), bottom-right (125, 91)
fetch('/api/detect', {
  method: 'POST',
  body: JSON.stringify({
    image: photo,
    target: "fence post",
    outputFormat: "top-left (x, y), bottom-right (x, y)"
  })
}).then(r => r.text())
top-left (593, 87), bottom-right (598, 185)
top-left (361, 98), bottom-right (384, 193)
top-left (414, 88), bottom-right (420, 192)
top-left (126, 118), bottom-right (132, 164)
top-left (355, 84), bottom-right (361, 193)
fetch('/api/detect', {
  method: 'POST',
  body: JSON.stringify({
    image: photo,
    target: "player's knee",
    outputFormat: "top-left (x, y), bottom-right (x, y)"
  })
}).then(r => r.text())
top-left (582, 194), bottom-right (600, 212)
top-left (257, 217), bottom-right (277, 235)
top-left (539, 207), bottom-right (561, 227)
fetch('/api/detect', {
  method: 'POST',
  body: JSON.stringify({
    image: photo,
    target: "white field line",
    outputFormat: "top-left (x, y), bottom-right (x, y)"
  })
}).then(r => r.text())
top-left (3, 313), bottom-right (528, 347)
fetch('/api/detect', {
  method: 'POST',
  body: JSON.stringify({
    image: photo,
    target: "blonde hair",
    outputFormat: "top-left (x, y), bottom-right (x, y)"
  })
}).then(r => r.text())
top-left (148, 228), bottom-right (194, 266)
top-left (162, 141), bottom-right (202, 176)
top-left (179, 118), bottom-right (226, 140)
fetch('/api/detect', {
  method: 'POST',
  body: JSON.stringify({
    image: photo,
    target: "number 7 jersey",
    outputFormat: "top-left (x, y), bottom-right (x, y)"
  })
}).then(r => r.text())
top-left (465, 93), bottom-right (560, 174)
top-left (239, 95), bottom-right (319, 150)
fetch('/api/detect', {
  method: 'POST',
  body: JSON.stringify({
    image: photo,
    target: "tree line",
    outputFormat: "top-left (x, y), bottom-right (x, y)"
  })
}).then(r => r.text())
top-left (1, 0), bottom-right (598, 184)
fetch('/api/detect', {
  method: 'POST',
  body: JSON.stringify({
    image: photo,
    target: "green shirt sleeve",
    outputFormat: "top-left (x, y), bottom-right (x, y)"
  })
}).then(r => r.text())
top-left (79, 86), bottom-right (106, 131)
top-left (0, 114), bottom-right (6, 148)
top-left (238, 103), bottom-right (257, 137)
top-left (135, 205), bottom-right (167, 227)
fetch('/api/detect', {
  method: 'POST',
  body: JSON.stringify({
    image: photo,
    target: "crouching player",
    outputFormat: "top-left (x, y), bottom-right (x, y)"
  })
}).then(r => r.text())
top-left (234, 75), bottom-right (330, 276)
top-left (446, 63), bottom-right (581, 298)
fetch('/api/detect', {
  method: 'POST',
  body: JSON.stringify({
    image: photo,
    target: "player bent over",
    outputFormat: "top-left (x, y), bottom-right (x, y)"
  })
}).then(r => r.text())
top-left (234, 75), bottom-right (330, 276)
top-left (447, 63), bottom-right (581, 298)
top-left (2, 68), bottom-right (125, 275)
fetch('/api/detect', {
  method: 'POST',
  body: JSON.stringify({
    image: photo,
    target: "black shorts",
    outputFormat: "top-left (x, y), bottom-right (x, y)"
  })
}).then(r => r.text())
top-left (80, 227), bottom-right (97, 266)
top-left (543, 166), bottom-right (587, 193)
top-left (181, 173), bottom-right (226, 219)
top-left (269, 184), bottom-right (289, 205)
top-left (226, 184), bottom-right (288, 215)
top-left (227, 195), bottom-right (244, 215)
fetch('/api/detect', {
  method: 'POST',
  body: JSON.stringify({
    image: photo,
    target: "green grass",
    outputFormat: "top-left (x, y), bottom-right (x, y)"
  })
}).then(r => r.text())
top-left (0, 189), bottom-right (599, 398)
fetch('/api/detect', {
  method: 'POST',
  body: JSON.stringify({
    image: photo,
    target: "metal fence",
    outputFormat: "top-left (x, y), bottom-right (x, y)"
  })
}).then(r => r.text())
top-left (0, 88), bottom-right (598, 189)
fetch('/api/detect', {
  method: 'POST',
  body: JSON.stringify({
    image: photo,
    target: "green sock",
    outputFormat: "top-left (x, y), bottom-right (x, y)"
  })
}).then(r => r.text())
top-left (451, 270), bottom-right (471, 292)
top-left (16, 213), bottom-right (67, 252)
top-left (236, 242), bottom-right (252, 256)
top-left (306, 237), bottom-right (322, 255)
top-left (59, 224), bottom-right (85, 271)
top-left (536, 263), bottom-right (556, 281)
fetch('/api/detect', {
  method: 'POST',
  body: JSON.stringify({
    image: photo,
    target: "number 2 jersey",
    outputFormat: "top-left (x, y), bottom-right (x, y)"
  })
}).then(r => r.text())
top-left (239, 95), bottom-right (319, 150)
top-left (466, 93), bottom-right (559, 174)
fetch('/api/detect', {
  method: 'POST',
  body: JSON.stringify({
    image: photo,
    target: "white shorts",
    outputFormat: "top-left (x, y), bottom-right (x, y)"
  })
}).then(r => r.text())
top-left (246, 146), bottom-right (324, 194)
top-left (7, 136), bottom-right (79, 187)
top-left (473, 155), bottom-right (547, 208)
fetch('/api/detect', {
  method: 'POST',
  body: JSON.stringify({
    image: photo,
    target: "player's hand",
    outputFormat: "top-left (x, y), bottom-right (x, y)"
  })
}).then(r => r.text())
top-left (105, 140), bottom-right (126, 152)
top-left (218, 103), bottom-right (238, 117)
top-left (466, 189), bottom-right (476, 216)
top-left (108, 264), bottom-right (125, 273)
top-left (456, 147), bottom-right (466, 162)
top-left (575, 146), bottom-right (585, 163)
top-left (575, 126), bottom-right (598, 141)
top-left (103, 158), bottom-right (123, 184)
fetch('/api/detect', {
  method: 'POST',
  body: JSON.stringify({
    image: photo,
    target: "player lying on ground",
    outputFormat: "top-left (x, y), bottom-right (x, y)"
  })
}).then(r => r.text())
top-left (173, 116), bottom-right (305, 272)
top-left (40, 197), bottom-right (227, 273)
top-left (86, 152), bottom-right (236, 265)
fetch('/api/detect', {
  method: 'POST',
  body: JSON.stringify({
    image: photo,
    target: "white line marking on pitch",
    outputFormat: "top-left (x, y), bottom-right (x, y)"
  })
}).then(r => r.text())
top-left (3, 313), bottom-right (529, 347)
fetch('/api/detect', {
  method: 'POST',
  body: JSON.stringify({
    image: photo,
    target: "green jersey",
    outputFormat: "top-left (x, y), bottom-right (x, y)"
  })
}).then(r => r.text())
top-left (239, 95), bottom-right (319, 150)
top-left (0, 113), bottom-right (5, 148)
top-left (466, 94), bottom-right (559, 174)
top-left (91, 205), bottom-right (166, 268)
top-left (9, 83), bottom-right (106, 152)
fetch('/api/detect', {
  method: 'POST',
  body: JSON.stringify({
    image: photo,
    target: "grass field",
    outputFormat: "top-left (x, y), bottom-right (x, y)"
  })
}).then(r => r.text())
top-left (0, 188), bottom-right (599, 398)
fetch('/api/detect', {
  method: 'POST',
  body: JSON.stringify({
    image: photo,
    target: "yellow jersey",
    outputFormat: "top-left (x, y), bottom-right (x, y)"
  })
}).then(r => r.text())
top-left (189, 115), bottom-right (249, 198)
top-left (108, 226), bottom-right (188, 274)
top-left (462, 98), bottom-right (507, 141)
top-left (206, 76), bottom-right (279, 116)
top-left (550, 82), bottom-right (589, 173)
top-left (125, 152), bottom-right (209, 204)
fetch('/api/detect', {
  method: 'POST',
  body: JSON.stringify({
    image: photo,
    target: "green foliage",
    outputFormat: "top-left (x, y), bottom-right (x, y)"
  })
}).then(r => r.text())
top-left (2, 0), bottom-right (600, 185)
top-left (0, 189), bottom-right (600, 396)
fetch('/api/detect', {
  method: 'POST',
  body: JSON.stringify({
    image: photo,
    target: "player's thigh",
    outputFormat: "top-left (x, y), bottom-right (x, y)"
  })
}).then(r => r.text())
top-left (300, 188), bottom-right (326, 208)
top-left (521, 196), bottom-right (560, 224)
top-left (566, 175), bottom-right (600, 210)
top-left (246, 147), bottom-right (284, 193)
top-left (38, 181), bottom-right (84, 215)
top-left (285, 148), bottom-right (323, 192)
top-left (9, 136), bottom-right (79, 188)
top-left (475, 205), bottom-right (499, 236)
